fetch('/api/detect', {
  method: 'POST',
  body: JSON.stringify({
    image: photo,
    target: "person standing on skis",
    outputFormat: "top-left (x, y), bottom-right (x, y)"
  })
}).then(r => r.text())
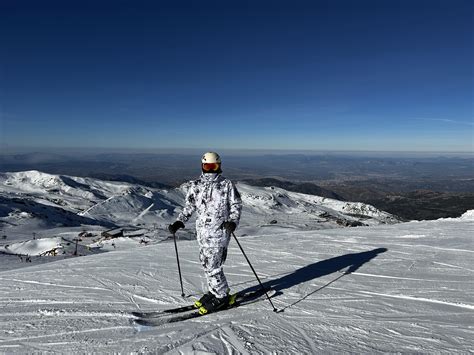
top-left (168, 152), bottom-right (242, 313)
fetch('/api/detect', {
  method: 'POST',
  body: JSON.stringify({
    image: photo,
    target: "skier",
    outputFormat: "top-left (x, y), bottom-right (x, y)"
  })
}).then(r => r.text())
top-left (168, 152), bottom-right (242, 313)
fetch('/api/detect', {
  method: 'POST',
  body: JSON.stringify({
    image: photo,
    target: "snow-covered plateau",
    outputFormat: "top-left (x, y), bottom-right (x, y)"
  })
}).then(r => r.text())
top-left (0, 171), bottom-right (472, 353)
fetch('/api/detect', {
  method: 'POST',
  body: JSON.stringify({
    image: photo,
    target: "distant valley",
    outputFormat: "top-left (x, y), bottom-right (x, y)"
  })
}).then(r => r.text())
top-left (244, 177), bottom-right (474, 221)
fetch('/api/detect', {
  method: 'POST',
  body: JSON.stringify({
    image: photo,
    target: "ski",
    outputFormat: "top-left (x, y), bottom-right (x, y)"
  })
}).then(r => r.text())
top-left (131, 287), bottom-right (273, 319)
top-left (133, 288), bottom-right (276, 327)
top-left (131, 304), bottom-right (196, 319)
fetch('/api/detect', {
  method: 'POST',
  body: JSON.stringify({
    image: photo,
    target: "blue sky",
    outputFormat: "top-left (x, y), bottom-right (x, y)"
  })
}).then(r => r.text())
top-left (1, 0), bottom-right (472, 152)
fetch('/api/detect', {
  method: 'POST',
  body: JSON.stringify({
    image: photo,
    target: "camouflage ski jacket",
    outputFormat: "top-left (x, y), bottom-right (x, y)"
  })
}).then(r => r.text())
top-left (178, 173), bottom-right (242, 248)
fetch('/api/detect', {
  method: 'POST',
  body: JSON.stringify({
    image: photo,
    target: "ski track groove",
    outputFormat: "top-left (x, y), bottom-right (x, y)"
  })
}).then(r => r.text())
top-left (0, 310), bottom-right (132, 318)
top-left (89, 274), bottom-right (146, 310)
top-left (0, 326), bottom-right (130, 343)
top-left (0, 278), bottom-right (111, 291)
top-left (433, 261), bottom-right (474, 272)
top-left (131, 294), bottom-right (170, 305)
top-left (359, 291), bottom-right (474, 310)
top-left (0, 299), bottom-right (128, 305)
top-left (159, 325), bottom-right (222, 354)
top-left (220, 325), bottom-right (250, 355)
top-left (382, 243), bottom-right (474, 253)
top-left (284, 318), bottom-right (317, 353)
top-left (350, 272), bottom-right (465, 282)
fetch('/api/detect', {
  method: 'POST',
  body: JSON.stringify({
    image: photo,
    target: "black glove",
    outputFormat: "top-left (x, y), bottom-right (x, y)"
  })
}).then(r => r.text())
top-left (168, 221), bottom-right (185, 234)
top-left (222, 221), bottom-right (237, 233)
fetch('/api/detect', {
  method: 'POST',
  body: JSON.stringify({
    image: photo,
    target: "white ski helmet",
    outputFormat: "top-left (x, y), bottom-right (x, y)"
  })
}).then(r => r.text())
top-left (201, 152), bottom-right (221, 164)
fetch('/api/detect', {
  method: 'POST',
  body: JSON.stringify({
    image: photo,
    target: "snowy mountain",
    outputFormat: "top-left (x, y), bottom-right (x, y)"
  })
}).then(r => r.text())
top-left (0, 210), bottom-right (471, 352)
top-left (0, 170), bottom-right (399, 253)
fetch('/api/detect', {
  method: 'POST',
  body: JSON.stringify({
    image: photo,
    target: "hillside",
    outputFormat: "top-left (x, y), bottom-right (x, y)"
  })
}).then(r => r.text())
top-left (242, 178), bottom-right (474, 221)
top-left (0, 171), bottom-right (399, 254)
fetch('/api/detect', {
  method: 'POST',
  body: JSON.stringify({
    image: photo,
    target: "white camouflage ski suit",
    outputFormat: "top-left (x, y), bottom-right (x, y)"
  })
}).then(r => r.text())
top-left (178, 173), bottom-right (242, 298)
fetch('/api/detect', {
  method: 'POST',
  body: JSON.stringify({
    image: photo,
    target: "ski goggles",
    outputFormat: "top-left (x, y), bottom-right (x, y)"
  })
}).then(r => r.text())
top-left (202, 163), bottom-right (220, 172)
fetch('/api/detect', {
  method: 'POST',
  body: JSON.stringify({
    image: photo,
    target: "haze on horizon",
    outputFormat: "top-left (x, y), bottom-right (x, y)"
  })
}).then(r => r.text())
top-left (1, 0), bottom-right (473, 153)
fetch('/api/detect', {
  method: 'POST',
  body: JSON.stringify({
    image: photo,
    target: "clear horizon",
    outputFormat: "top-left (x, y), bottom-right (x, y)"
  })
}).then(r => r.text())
top-left (2, 145), bottom-right (473, 159)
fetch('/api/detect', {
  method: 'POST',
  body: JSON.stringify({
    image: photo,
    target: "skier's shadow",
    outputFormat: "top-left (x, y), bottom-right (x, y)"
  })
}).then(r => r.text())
top-left (239, 247), bottom-right (388, 311)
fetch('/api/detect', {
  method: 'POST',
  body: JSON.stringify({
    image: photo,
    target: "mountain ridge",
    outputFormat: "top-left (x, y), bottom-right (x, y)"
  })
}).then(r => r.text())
top-left (1, 170), bottom-right (399, 249)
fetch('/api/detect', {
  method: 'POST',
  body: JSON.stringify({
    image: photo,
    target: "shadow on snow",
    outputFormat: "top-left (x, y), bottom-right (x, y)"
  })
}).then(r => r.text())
top-left (238, 247), bottom-right (388, 311)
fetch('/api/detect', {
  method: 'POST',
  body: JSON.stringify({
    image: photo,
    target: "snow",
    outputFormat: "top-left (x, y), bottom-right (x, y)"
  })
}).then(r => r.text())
top-left (0, 170), bottom-right (399, 247)
top-left (0, 215), bottom-right (472, 353)
top-left (1, 237), bottom-right (61, 256)
top-left (0, 171), bottom-right (472, 353)
top-left (460, 209), bottom-right (474, 220)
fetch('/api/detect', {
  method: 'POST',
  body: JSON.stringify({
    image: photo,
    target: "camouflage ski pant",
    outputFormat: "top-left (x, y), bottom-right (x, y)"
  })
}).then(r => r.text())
top-left (199, 247), bottom-right (229, 298)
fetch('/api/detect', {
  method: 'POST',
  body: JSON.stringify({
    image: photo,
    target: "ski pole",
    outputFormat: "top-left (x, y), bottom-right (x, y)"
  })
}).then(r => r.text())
top-left (172, 232), bottom-right (185, 297)
top-left (231, 232), bottom-right (278, 312)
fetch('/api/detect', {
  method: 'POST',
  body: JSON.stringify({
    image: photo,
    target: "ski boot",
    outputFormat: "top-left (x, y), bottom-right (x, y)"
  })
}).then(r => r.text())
top-left (194, 292), bottom-right (214, 308)
top-left (198, 293), bottom-right (237, 315)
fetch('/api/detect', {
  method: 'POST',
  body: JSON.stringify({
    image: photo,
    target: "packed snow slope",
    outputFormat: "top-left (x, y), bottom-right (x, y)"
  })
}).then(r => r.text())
top-left (0, 212), bottom-right (472, 353)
